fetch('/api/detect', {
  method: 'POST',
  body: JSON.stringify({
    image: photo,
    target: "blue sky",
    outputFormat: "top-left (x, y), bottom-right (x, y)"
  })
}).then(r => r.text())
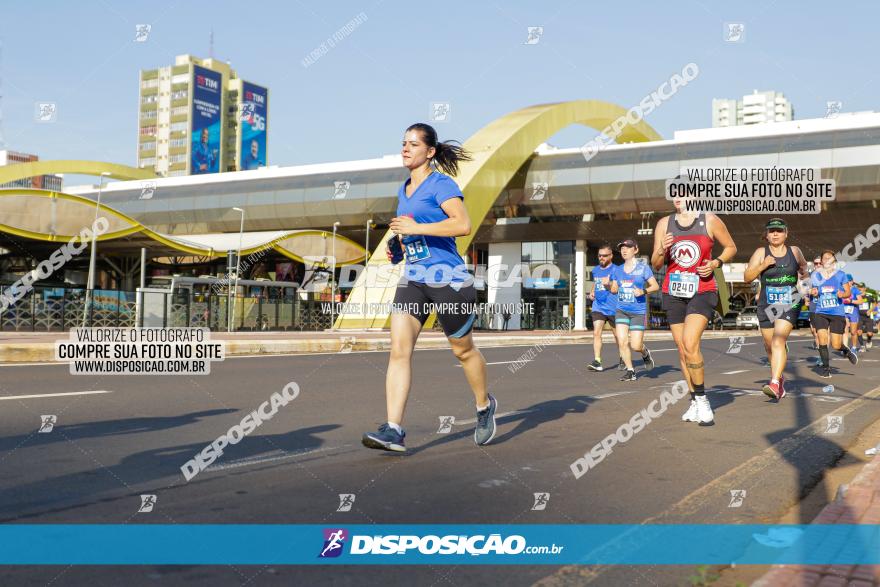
top-left (2, 0), bottom-right (879, 168)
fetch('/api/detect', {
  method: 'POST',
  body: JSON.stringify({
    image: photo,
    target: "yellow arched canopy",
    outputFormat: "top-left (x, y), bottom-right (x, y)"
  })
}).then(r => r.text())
top-left (335, 100), bottom-right (664, 329)
top-left (0, 160), bottom-right (156, 185)
top-left (0, 189), bottom-right (365, 265)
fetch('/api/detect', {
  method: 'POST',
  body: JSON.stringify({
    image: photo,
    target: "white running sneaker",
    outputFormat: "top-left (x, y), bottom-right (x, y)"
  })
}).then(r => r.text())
top-left (695, 395), bottom-right (714, 426)
top-left (681, 399), bottom-right (698, 422)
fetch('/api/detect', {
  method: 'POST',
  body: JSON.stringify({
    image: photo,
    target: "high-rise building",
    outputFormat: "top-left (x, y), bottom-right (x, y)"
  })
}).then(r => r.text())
top-left (712, 90), bottom-right (793, 127)
top-left (137, 54), bottom-right (269, 177)
top-left (0, 150), bottom-right (62, 191)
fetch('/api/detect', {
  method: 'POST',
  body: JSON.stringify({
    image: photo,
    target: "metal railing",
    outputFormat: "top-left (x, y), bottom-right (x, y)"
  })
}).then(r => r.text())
top-left (0, 286), bottom-right (335, 332)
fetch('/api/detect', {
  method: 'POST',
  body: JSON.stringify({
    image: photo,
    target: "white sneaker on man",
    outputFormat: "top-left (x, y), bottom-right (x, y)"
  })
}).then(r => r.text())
top-left (695, 395), bottom-right (714, 426)
top-left (681, 399), bottom-right (698, 422)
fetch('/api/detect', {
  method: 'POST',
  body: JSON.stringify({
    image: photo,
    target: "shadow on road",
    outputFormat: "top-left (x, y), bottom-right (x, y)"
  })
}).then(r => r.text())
top-left (408, 395), bottom-right (597, 454)
top-left (0, 409), bottom-right (236, 452)
top-left (0, 423), bottom-right (339, 521)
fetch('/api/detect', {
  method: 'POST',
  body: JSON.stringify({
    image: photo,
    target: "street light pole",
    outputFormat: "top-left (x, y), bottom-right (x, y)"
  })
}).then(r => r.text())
top-left (365, 218), bottom-right (373, 263)
top-left (82, 172), bottom-right (111, 327)
top-left (330, 221), bottom-right (340, 330)
top-left (363, 218), bottom-right (374, 308)
top-left (230, 207), bottom-right (245, 332)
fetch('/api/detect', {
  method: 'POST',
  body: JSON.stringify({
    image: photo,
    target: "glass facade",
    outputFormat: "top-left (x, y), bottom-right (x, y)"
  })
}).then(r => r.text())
top-left (520, 241), bottom-right (574, 330)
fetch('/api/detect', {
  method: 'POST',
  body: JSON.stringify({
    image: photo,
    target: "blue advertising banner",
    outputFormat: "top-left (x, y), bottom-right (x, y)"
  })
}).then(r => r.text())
top-left (239, 82), bottom-right (268, 170)
top-left (1, 525), bottom-right (879, 565)
top-left (191, 65), bottom-right (222, 175)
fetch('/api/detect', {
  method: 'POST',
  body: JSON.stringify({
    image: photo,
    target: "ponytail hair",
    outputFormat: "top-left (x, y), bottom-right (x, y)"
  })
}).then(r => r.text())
top-left (406, 122), bottom-right (472, 177)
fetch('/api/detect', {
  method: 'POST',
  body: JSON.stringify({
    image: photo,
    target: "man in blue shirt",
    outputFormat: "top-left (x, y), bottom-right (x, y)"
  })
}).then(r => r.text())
top-left (843, 274), bottom-right (864, 352)
top-left (242, 139), bottom-right (264, 171)
top-left (587, 244), bottom-right (622, 372)
top-left (191, 128), bottom-right (217, 174)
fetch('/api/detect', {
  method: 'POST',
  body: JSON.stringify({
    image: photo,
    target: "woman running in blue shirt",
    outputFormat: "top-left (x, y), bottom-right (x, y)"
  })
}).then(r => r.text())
top-left (362, 123), bottom-right (495, 453)
top-left (810, 250), bottom-right (858, 378)
top-left (608, 239), bottom-right (659, 382)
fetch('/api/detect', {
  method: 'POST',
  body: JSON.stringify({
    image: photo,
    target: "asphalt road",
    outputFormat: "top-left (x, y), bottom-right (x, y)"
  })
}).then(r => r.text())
top-left (2, 333), bottom-right (880, 586)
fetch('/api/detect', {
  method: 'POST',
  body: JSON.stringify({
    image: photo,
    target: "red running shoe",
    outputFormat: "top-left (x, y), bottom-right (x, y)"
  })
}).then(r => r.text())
top-left (762, 380), bottom-right (783, 400)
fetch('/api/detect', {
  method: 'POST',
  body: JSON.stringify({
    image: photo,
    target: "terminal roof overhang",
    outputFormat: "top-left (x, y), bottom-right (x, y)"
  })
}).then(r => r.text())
top-left (63, 114), bottom-right (880, 239)
top-left (0, 189), bottom-right (366, 266)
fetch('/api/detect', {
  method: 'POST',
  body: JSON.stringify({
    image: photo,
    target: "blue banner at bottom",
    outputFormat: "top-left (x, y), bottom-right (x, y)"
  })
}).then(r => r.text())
top-left (0, 525), bottom-right (878, 565)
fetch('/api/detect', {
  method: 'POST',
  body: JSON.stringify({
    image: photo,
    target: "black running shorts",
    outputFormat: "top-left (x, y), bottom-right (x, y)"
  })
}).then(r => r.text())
top-left (662, 291), bottom-right (718, 325)
top-left (757, 305), bottom-right (798, 329)
top-left (392, 279), bottom-right (477, 338)
top-left (590, 311), bottom-right (616, 327)
top-left (811, 313), bottom-right (847, 335)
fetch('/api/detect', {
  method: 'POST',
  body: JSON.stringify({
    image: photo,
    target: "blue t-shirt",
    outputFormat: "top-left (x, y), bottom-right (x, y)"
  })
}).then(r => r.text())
top-left (591, 264), bottom-right (618, 316)
top-left (845, 286), bottom-right (861, 316)
top-left (396, 171), bottom-right (467, 285)
top-left (811, 270), bottom-right (847, 316)
top-left (611, 262), bottom-right (654, 314)
top-left (191, 142), bottom-right (216, 174)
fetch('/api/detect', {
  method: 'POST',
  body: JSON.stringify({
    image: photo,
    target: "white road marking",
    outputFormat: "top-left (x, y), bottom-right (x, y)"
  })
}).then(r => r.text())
top-left (205, 445), bottom-right (346, 472)
top-left (456, 410), bottom-right (525, 425)
top-left (456, 360), bottom-right (531, 367)
top-left (593, 390), bottom-right (641, 399)
top-left (649, 342), bottom-right (758, 353)
top-left (0, 390), bottom-right (113, 401)
top-left (721, 370), bottom-right (750, 375)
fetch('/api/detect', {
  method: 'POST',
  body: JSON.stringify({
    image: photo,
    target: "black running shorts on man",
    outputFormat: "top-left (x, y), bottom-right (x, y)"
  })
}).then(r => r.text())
top-left (393, 279), bottom-right (477, 338)
top-left (859, 312), bottom-right (876, 334)
top-left (590, 311), bottom-right (616, 327)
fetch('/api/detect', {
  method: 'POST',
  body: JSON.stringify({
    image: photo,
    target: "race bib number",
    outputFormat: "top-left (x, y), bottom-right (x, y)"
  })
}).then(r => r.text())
top-left (765, 285), bottom-right (792, 306)
top-left (859, 302), bottom-right (869, 311)
top-left (845, 305), bottom-right (855, 315)
top-left (669, 272), bottom-right (698, 299)
top-left (819, 287), bottom-right (838, 309)
top-left (404, 236), bottom-right (431, 262)
top-left (618, 282), bottom-right (635, 303)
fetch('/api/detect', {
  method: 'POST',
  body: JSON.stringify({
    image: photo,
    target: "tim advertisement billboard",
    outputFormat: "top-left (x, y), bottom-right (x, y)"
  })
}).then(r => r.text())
top-left (239, 82), bottom-right (268, 170)
top-left (191, 65), bottom-right (222, 174)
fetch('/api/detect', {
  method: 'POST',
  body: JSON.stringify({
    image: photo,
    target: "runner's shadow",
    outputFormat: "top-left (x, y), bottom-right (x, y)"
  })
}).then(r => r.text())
top-left (638, 365), bottom-right (678, 379)
top-left (706, 385), bottom-right (738, 413)
top-left (0, 409), bottom-right (236, 452)
top-left (0, 424), bottom-right (339, 520)
top-left (408, 395), bottom-right (596, 454)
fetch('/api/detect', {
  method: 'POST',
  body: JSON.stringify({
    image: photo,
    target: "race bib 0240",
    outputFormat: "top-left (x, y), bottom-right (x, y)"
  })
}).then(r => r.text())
top-left (669, 272), bottom-right (698, 299)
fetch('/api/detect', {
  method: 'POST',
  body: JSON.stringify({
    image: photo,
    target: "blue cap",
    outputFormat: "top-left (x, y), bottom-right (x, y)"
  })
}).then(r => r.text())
top-left (846, 273), bottom-right (854, 281)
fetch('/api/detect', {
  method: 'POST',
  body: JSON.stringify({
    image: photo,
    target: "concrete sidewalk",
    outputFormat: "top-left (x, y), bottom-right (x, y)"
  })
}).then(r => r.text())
top-left (0, 328), bottom-right (766, 363)
top-left (752, 455), bottom-right (880, 586)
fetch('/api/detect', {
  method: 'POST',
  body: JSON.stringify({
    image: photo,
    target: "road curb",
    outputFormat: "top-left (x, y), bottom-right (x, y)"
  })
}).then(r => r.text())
top-left (0, 330), bottom-right (761, 363)
top-left (752, 456), bottom-right (880, 586)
